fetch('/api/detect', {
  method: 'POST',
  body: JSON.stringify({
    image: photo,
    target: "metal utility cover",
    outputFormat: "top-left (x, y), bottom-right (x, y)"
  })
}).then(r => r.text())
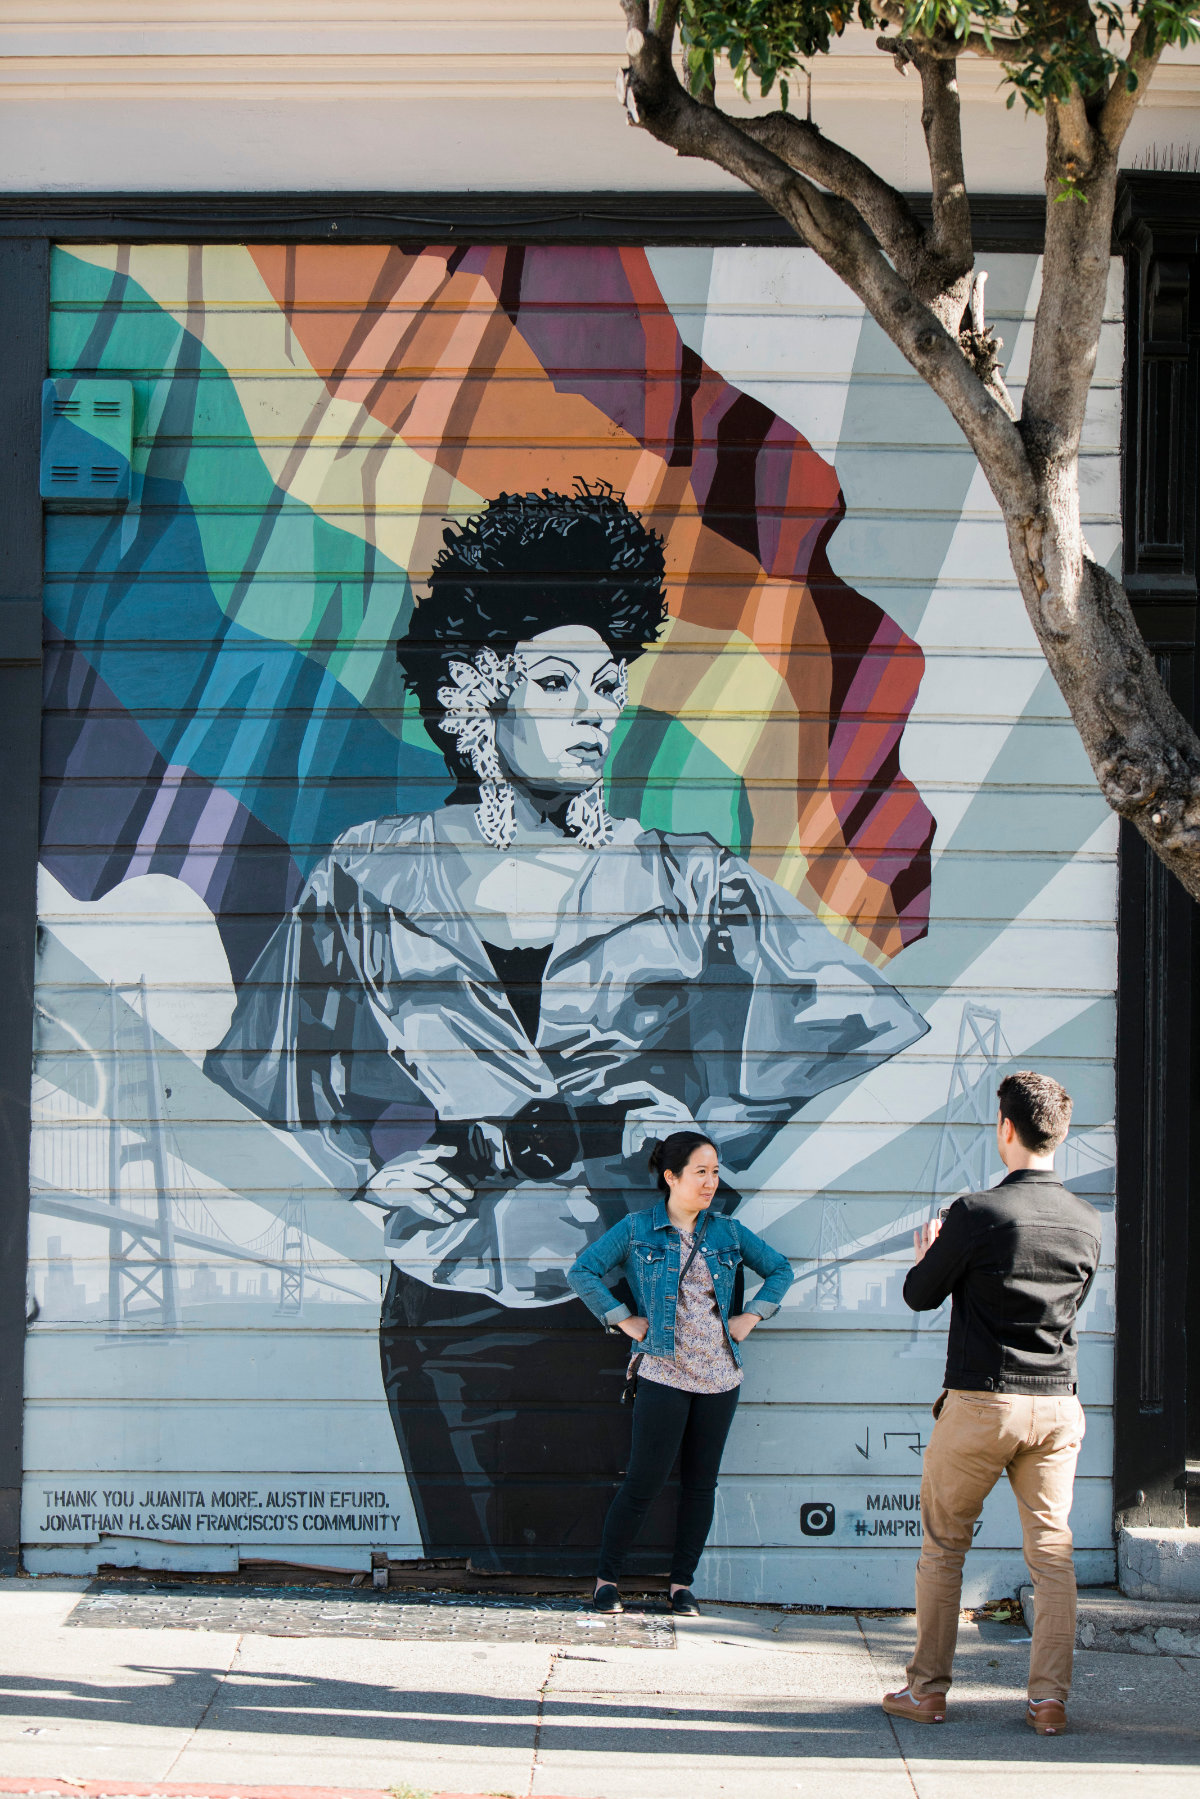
top-left (41, 379), bottom-right (134, 508)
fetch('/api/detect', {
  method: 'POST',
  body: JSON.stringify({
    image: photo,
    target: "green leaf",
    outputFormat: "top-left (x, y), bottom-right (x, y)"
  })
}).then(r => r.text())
top-left (675, 0), bottom-right (1200, 116)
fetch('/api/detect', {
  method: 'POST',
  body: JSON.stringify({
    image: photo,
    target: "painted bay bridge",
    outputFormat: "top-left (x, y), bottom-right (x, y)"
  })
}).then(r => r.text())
top-left (805, 1001), bottom-right (1112, 1310)
top-left (30, 979), bottom-right (361, 1332)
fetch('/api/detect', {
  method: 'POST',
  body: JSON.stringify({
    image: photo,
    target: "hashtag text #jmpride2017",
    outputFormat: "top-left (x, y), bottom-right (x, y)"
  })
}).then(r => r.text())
top-left (854, 1516), bottom-right (982, 1538)
top-left (857, 1516), bottom-right (920, 1537)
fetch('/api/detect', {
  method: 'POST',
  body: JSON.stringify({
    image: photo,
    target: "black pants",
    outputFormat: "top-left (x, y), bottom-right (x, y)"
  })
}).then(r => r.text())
top-left (597, 1377), bottom-right (740, 1587)
top-left (378, 1267), bottom-right (679, 1574)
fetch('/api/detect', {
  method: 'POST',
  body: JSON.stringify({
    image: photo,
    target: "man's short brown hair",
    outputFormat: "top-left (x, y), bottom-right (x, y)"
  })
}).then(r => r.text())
top-left (997, 1071), bottom-right (1073, 1154)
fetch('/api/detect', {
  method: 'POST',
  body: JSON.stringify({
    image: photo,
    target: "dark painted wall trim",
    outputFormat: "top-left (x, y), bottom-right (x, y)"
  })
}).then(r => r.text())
top-left (0, 189), bottom-right (1048, 251)
top-left (0, 237), bottom-right (47, 1560)
top-left (1114, 173), bottom-right (1200, 1527)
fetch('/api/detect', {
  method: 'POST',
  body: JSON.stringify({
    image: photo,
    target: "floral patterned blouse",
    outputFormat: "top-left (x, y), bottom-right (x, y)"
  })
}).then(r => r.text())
top-left (636, 1228), bottom-right (743, 1394)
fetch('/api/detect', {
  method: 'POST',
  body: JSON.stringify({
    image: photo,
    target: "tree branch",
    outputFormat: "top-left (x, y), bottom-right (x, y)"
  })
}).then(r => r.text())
top-left (1098, 18), bottom-right (1164, 152)
top-left (1021, 8), bottom-right (1158, 475)
top-left (907, 44), bottom-right (973, 295)
top-left (1049, 84), bottom-right (1096, 176)
top-left (880, 27), bottom-right (1027, 61)
top-left (961, 268), bottom-right (1018, 419)
top-left (652, 0), bottom-right (680, 45)
top-left (1021, 100), bottom-right (1117, 465)
top-left (621, 40), bottom-right (1036, 513)
top-left (1049, 0), bottom-right (1110, 101)
top-left (959, 29), bottom-right (1028, 59)
top-left (736, 112), bottom-right (927, 280)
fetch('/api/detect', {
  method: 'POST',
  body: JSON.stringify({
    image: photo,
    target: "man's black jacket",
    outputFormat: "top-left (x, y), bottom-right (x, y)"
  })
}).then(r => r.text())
top-left (903, 1168), bottom-right (1102, 1394)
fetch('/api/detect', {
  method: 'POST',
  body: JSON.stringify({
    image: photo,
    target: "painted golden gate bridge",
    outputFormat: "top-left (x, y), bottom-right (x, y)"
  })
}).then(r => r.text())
top-left (29, 979), bottom-right (352, 1331)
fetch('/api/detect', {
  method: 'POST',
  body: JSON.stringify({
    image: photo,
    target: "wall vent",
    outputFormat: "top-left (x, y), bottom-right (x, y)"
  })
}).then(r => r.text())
top-left (41, 379), bottom-right (134, 510)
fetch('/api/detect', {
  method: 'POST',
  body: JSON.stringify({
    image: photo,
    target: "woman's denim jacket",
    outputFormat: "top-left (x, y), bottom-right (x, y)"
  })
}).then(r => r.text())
top-left (567, 1200), bottom-right (794, 1368)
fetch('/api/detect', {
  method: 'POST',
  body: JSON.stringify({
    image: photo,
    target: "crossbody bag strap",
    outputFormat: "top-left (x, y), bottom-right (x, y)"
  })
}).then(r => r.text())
top-left (678, 1209), bottom-right (711, 1284)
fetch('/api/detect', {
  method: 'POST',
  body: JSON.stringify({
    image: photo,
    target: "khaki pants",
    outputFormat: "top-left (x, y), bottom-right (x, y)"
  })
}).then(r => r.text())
top-left (906, 1389), bottom-right (1086, 1705)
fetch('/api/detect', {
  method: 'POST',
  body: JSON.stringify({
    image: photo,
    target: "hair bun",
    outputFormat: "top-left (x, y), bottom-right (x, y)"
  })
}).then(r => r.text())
top-left (646, 1140), bottom-right (665, 1175)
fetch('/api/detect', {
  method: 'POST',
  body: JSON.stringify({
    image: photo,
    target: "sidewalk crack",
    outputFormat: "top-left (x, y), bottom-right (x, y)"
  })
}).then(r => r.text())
top-left (526, 1648), bottom-right (560, 1799)
top-left (161, 1630), bottom-right (244, 1778)
top-left (855, 1616), bottom-right (919, 1799)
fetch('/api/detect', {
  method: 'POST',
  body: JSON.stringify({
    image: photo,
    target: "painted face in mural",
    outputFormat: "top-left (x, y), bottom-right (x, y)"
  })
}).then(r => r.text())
top-left (495, 627), bottom-right (625, 799)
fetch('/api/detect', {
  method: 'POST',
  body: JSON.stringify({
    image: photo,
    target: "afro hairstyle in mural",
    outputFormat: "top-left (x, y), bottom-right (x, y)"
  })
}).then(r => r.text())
top-left (396, 481), bottom-right (669, 721)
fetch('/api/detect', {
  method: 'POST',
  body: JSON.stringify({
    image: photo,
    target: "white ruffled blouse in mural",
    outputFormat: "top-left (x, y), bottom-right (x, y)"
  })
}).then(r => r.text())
top-left (207, 808), bottom-right (927, 1308)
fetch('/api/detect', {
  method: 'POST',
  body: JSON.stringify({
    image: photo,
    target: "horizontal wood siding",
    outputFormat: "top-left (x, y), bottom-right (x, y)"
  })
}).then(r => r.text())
top-left (25, 241), bottom-right (1120, 1602)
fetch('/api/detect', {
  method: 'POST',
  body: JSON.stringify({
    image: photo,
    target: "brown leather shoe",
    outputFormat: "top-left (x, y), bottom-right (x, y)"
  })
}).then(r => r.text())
top-left (882, 1686), bottom-right (946, 1723)
top-left (1026, 1697), bottom-right (1068, 1735)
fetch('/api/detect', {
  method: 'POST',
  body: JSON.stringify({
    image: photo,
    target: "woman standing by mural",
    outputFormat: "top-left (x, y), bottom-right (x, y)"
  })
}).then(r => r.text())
top-left (208, 482), bottom-right (928, 1572)
top-left (569, 1130), bottom-right (794, 1613)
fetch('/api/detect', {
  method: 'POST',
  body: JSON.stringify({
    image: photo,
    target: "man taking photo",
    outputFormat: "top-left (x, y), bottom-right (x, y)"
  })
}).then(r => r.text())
top-left (883, 1070), bottom-right (1102, 1737)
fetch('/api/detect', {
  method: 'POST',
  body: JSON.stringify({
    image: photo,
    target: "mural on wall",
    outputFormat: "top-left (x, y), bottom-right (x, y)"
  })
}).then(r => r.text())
top-left (204, 477), bottom-right (928, 1560)
top-left (28, 241), bottom-right (1115, 1589)
top-left (33, 243), bottom-right (934, 1567)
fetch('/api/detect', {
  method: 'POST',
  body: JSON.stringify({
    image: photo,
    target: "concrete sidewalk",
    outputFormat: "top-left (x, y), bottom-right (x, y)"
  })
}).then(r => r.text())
top-left (0, 1579), bottom-right (1197, 1799)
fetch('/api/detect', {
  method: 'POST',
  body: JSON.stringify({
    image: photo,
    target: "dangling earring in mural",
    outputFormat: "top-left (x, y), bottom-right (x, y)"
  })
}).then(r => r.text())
top-left (437, 651), bottom-right (628, 850)
top-left (437, 649), bottom-right (525, 849)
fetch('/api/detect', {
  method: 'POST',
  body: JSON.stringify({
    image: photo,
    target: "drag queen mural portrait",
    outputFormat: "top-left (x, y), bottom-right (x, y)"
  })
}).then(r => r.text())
top-left (208, 482), bottom-right (928, 1571)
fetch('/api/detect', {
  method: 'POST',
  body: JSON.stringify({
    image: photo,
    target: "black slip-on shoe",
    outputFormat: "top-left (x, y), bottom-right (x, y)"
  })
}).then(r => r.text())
top-left (670, 1588), bottom-right (700, 1615)
top-left (592, 1582), bottom-right (623, 1613)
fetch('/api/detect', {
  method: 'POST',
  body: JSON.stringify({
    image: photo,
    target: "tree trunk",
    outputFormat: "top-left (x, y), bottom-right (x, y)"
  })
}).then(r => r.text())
top-left (971, 150), bottom-right (1200, 902)
top-left (1000, 486), bottom-right (1200, 902)
top-left (613, 4), bottom-right (1200, 898)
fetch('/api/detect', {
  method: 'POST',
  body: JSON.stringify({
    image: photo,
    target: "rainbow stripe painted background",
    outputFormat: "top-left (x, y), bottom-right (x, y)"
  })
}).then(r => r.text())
top-left (42, 243), bottom-right (934, 974)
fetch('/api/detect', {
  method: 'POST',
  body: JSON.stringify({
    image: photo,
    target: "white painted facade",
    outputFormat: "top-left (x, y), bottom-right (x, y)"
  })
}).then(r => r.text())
top-left (7, 0), bottom-right (1165, 1603)
top-left (2, 2), bottom-right (1199, 196)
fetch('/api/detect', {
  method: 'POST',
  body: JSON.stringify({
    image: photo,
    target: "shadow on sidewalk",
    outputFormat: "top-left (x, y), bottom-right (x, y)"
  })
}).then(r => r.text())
top-left (1, 1665), bottom-right (1198, 1768)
